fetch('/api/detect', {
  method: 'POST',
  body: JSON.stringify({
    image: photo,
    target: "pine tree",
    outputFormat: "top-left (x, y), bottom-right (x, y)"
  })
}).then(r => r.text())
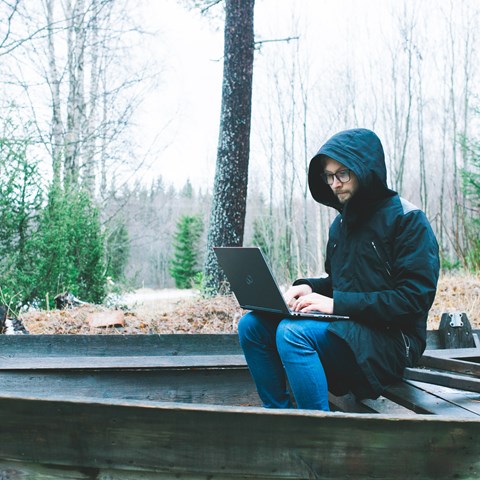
top-left (0, 134), bottom-right (44, 305)
top-left (170, 215), bottom-right (204, 289)
top-left (105, 220), bottom-right (130, 281)
top-left (203, 0), bottom-right (255, 295)
top-left (31, 185), bottom-right (107, 305)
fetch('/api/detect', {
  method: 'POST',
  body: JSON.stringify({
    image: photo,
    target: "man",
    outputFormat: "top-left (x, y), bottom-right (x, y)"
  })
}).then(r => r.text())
top-left (238, 128), bottom-right (440, 411)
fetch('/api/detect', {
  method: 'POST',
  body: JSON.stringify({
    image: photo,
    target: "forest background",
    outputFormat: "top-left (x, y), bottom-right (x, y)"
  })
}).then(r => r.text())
top-left (0, 0), bottom-right (479, 312)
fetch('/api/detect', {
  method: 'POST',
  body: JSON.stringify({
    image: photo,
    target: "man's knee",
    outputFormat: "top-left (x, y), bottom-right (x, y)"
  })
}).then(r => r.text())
top-left (237, 312), bottom-right (257, 343)
top-left (276, 320), bottom-right (330, 354)
top-left (276, 320), bottom-right (304, 353)
top-left (238, 312), bottom-right (276, 347)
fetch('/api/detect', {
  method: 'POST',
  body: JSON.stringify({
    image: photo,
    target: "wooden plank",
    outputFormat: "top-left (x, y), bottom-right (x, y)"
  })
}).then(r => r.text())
top-left (423, 347), bottom-right (480, 359)
top-left (419, 354), bottom-right (480, 376)
top-left (0, 333), bottom-right (243, 357)
top-left (360, 396), bottom-right (415, 415)
top-left (328, 392), bottom-right (378, 413)
top-left (0, 460), bottom-right (231, 480)
top-left (404, 367), bottom-right (480, 393)
top-left (407, 380), bottom-right (480, 416)
top-left (0, 367), bottom-right (259, 406)
top-left (0, 354), bottom-right (248, 370)
top-left (0, 395), bottom-right (479, 479)
top-left (383, 381), bottom-right (479, 417)
top-left (1, 329), bottom-right (477, 357)
top-left (328, 392), bottom-right (413, 415)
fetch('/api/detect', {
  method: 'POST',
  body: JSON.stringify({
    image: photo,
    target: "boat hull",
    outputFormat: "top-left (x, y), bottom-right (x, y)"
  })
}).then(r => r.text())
top-left (1, 394), bottom-right (479, 480)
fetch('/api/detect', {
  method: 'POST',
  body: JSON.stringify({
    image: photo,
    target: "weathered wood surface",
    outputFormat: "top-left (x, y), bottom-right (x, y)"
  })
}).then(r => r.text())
top-left (0, 354), bottom-right (247, 369)
top-left (0, 333), bottom-right (243, 357)
top-left (0, 394), bottom-right (479, 480)
top-left (1, 332), bottom-right (480, 415)
top-left (0, 349), bottom-right (258, 406)
top-left (405, 366), bottom-right (480, 393)
top-left (3, 358), bottom-right (478, 417)
top-left (1, 329), bottom-right (477, 357)
top-left (0, 366), bottom-right (259, 406)
top-left (419, 353), bottom-right (480, 376)
top-left (1, 331), bottom-right (480, 478)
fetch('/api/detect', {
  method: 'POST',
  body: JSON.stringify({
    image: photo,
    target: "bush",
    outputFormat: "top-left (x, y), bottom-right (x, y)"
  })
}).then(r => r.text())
top-left (170, 214), bottom-right (203, 289)
top-left (29, 185), bottom-right (107, 306)
top-left (0, 126), bottom-right (125, 310)
top-left (0, 134), bottom-right (44, 308)
top-left (105, 219), bottom-right (130, 281)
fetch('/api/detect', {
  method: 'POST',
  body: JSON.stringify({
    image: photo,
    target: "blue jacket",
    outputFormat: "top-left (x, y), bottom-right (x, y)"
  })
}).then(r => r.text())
top-left (295, 129), bottom-right (440, 397)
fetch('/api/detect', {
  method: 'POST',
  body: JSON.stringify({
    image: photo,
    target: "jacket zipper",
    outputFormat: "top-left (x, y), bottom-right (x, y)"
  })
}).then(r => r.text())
top-left (400, 331), bottom-right (410, 359)
top-left (371, 241), bottom-right (392, 277)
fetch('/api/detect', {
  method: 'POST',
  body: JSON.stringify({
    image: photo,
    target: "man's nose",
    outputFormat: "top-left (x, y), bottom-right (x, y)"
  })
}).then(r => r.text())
top-left (331, 176), bottom-right (342, 188)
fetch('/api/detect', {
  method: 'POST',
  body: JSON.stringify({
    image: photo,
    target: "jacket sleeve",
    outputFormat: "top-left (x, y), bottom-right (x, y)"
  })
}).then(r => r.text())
top-left (293, 276), bottom-right (333, 297)
top-left (333, 210), bottom-right (440, 327)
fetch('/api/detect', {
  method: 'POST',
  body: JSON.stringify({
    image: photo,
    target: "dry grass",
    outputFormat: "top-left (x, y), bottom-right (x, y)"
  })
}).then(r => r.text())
top-left (427, 272), bottom-right (479, 329)
top-left (19, 272), bottom-right (479, 335)
top-left (20, 294), bottom-right (244, 335)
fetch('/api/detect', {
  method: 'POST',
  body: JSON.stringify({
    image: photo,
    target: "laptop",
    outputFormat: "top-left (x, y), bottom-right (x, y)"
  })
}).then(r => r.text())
top-left (214, 246), bottom-right (349, 321)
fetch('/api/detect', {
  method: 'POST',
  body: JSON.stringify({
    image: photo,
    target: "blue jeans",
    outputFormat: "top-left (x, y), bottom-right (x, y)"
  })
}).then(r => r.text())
top-left (238, 311), bottom-right (368, 411)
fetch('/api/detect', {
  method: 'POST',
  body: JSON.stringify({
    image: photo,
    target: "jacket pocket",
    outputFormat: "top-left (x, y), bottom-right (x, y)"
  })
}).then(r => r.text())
top-left (400, 330), bottom-right (410, 360)
top-left (371, 241), bottom-right (392, 278)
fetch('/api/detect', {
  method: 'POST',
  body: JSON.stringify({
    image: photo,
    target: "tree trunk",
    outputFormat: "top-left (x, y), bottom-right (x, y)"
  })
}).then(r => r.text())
top-left (203, 0), bottom-right (255, 295)
top-left (64, 0), bottom-right (87, 186)
top-left (83, 0), bottom-right (100, 195)
top-left (44, 0), bottom-right (63, 187)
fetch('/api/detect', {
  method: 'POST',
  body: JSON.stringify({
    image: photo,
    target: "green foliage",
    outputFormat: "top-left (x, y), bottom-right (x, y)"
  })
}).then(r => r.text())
top-left (105, 220), bottom-right (130, 281)
top-left (30, 185), bottom-right (107, 306)
top-left (440, 255), bottom-right (461, 272)
top-left (0, 120), bottom-right (121, 309)
top-left (0, 135), bottom-right (44, 307)
top-left (461, 122), bottom-right (480, 272)
top-left (170, 214), bottom-right (203, 289)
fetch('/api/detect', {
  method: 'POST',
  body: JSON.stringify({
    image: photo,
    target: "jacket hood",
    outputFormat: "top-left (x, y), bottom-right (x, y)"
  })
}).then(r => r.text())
top-left (308, 128), bottom-right (396, 213)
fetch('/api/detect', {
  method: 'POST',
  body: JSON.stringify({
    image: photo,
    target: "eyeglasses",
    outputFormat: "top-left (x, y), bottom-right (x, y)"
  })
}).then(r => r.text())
top-left (322, 169), bottom-right (351, 185)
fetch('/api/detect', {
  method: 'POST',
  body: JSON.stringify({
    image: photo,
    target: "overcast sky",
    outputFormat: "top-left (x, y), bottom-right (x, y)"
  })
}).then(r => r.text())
top-left (134, 0), bottom-right (223, 190)
top-left (133, 0), bottom-right (476, 190)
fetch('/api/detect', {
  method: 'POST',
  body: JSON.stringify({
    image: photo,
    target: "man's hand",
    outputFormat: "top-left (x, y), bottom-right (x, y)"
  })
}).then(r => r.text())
top-left (284, 285), bottom-right (335, 314)
top-left (291, 292), bottom-right (334, 314)
top-left (284, 284), bottom-right (313, 306)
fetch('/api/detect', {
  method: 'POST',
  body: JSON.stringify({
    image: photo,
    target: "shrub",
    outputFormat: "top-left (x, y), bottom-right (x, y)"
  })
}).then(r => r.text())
top-left (170, 214), bottom-right (203, 289)
top-left (0, 134), bottom-right (44, 308)
top-left (29, 185), bottom-right (107, 306)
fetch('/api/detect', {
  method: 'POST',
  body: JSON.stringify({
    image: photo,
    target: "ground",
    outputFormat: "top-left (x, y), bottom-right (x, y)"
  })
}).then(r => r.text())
top-left (19, 272), bottom-right (480, 335)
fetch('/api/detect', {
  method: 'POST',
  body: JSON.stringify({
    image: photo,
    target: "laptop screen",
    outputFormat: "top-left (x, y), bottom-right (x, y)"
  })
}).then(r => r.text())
top-left (214, 246), bottom-right (349, 320)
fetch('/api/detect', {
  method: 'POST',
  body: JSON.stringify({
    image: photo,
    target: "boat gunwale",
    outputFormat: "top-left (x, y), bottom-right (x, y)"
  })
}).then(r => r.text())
top-left (1, 391), bottom-right (479, 424)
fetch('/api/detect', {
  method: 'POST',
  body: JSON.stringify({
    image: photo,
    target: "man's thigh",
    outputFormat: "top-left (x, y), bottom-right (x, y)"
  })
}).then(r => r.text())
top-left (280, 319), bottom-right (366, 394)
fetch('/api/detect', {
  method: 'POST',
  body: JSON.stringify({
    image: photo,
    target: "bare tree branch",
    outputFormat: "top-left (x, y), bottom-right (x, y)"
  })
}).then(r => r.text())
top-left (254, 36), bottom-right (300, 48)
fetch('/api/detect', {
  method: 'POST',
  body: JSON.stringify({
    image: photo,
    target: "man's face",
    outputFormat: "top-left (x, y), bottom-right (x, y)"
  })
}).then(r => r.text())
top-left (323, 157), bottom-right (359, 204)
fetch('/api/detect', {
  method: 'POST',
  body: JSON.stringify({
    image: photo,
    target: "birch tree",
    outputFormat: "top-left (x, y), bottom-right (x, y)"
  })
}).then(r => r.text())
top-left (3, 0), bottom-right (152, 197)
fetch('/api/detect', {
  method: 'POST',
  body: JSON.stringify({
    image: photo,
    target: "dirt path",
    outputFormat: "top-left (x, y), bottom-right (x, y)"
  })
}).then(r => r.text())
top-left (117, 288), bottom-right (199, 310)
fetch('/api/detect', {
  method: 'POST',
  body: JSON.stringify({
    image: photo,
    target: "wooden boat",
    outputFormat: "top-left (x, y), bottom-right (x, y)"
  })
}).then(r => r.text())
top-left (0, 328), bottom-right (479, 479)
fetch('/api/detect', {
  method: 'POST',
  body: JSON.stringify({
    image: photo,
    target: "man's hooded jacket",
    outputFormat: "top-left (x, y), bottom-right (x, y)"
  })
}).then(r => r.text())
top-left (294, 128), bottom-right (440, 398)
